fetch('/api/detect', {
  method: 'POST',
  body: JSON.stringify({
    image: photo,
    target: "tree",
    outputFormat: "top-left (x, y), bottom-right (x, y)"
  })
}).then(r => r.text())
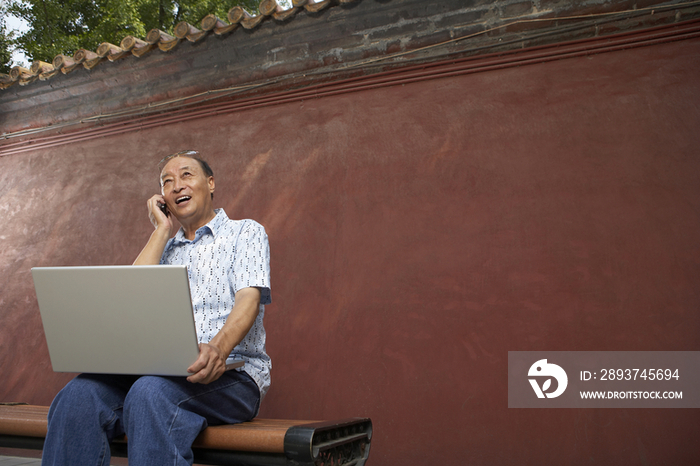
top-left (8, 0), bottom-right (147, 63)
top-left (7, 0), bottom-right (263, 64)
top-left (1, 4), bottom-right (16, 73)
top-left (1, 28), bottom-right (14, 74)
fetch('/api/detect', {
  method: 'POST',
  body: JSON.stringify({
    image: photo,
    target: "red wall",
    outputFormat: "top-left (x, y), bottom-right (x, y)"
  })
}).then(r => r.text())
top-left (2, 36), bottom-right (699, 464)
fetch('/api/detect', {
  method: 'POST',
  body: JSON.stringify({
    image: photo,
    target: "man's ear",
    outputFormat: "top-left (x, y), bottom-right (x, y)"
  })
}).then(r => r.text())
top-left (208, 176), bottom-right (215, 195)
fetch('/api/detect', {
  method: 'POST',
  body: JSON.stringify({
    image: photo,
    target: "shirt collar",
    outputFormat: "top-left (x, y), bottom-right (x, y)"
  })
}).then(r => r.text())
top-left (171, 208), bottom-right (228, 244)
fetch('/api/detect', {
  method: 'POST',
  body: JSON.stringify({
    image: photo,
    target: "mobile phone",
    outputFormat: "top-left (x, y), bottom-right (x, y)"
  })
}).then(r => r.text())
top-left (158, 202), bottom-right (169, 217)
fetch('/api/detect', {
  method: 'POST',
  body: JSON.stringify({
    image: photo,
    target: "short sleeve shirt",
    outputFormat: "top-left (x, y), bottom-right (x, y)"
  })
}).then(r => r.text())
top-left (160, 209), bottom-right (271, 398)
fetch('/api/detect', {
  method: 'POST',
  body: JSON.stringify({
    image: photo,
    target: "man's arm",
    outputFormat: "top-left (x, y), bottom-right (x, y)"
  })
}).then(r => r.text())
top-left (186, 286), bottom-right (262, 384)
top-left (133, 194), bottom-right (173, 265)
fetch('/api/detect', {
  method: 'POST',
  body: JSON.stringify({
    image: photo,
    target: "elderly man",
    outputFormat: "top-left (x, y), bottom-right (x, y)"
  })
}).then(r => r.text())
top-left (42, 150), bottom-right (271, 466)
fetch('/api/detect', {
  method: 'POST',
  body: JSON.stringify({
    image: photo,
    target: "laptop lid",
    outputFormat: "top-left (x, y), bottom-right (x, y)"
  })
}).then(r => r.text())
top-left (32, 265), bottom-right (204, 376)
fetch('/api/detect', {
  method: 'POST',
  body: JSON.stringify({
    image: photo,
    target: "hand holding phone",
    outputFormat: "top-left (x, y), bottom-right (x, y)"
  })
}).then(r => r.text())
top-left (146, 195), bottom-right (173, 231)
top-left (158, 202), bottom-right (170, 217)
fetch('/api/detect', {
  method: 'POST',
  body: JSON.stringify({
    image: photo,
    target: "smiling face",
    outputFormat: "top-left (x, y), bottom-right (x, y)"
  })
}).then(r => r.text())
top-left (160, 156), bottom-right (216, 234)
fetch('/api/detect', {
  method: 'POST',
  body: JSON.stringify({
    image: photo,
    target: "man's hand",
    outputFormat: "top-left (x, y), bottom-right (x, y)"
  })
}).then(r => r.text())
top-left (187, 342), bottom-right (228, 384)
top-left (133, 195), bottom-right (173, 265)
top-left (146, 194), bottom-right (173, 233)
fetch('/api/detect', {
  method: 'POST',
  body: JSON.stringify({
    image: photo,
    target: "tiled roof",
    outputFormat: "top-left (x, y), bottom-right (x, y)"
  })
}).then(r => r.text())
top-left (0, 0), bottom-right (356, 89)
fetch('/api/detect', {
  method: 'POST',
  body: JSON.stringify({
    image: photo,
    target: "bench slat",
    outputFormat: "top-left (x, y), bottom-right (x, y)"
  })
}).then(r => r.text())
top-left (0, 405), bottom-right (48, 438)
top-left (0, 405), bottom-right (314, 452)
top-left (193, 419), bottom-right (319, 453)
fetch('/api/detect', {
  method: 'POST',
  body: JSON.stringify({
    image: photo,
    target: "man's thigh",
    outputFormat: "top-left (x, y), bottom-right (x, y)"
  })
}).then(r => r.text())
top-left (126, 370), bottom-right (260, 425)
top-left (49, 373), bottom-right (140, 435)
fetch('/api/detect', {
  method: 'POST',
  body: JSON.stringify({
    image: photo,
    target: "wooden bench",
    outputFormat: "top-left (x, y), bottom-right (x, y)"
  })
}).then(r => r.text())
top-left (0, 404), bottom-right (372, 465)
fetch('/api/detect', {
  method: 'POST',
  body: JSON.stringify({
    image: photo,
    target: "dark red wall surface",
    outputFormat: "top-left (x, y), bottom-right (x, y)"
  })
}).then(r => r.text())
top-left (2, 36), bottom-right (699, 464)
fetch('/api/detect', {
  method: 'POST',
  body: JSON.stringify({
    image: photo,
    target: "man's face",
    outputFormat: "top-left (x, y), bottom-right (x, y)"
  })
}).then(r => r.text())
top-left (160, 156), bottom-right (215, 221)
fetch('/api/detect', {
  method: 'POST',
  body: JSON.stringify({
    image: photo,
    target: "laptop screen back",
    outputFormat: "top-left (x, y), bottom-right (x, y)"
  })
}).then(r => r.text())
top-left (32, 265), bottom-right (200, 376)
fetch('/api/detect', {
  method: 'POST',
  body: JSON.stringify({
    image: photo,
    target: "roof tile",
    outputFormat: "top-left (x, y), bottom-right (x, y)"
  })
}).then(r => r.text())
top-left (173, 22), bottom-right (200, 39)
top-left (228, 5), bottom-right (254, 24)
top-left (74, 49), bottom-right (103, 69)
top-left (173, 22), bottom-right (209, 43)
top-left (259, 0), bottom-right (280, 16)
top-left (96, 42), bottom-right (127, 61)
top-left (305, 0), bottom-right (332, 13)
top-left (200, 14), bottom-right (227, 32)
top-left (273, 7), bottom-right (300, 21)
top-left (30, 61), bottom-right (54, 75)
top-left (52, 54), bottom-right (73, 73)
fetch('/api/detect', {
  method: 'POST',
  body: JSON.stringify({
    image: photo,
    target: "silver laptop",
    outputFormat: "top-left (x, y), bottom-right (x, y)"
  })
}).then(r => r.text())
top-left (32, 265), bottom-right (243, 376)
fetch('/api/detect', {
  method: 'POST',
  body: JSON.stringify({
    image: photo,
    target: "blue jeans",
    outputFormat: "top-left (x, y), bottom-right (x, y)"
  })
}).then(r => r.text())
top-left (41, 371), bottom-right (260, 466)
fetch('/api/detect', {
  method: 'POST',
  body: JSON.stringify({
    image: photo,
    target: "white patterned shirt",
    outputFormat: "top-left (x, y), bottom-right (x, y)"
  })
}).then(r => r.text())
top-left (160, 209), bottom-right (271, 399)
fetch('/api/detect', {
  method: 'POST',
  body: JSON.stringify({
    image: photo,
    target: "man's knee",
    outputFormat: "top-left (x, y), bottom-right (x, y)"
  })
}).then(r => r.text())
top-left (49, 375), bottom-right (124, 427)
top-left (124, 376), bottom-right (177, 415)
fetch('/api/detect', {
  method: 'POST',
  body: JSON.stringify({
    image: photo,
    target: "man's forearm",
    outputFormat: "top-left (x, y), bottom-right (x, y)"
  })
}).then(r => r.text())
top-left (133, 226), bottom-right (171, 265)
top-left (209, 287), bottom-right (262, 357)
top-left (186, 287), bottom-right (262, 384)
